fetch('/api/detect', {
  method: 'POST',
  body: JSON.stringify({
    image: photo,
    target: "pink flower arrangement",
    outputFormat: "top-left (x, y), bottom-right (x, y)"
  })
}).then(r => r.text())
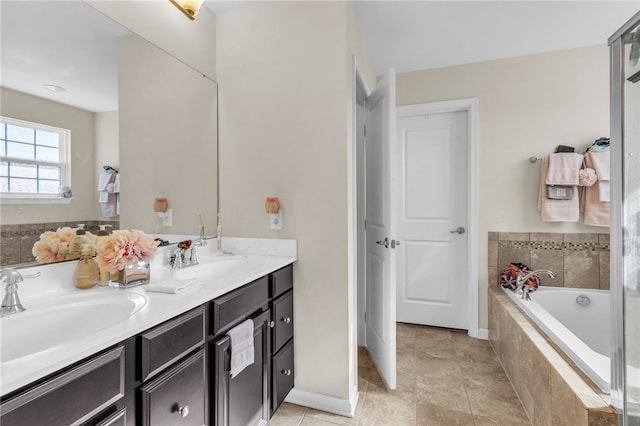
top-left (96, 229), bottom-right (159, 272)
top-left (32, 227), bottom-right (94, 263)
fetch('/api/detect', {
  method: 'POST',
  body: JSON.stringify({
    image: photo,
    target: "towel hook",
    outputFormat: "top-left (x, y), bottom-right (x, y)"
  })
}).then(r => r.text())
top-left (529, 156), bottom-right (542, 164)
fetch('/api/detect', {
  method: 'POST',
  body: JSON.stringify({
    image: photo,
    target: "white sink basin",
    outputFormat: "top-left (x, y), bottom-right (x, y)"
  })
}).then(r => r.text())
top-left (0, 292), bottom-right (147, 365)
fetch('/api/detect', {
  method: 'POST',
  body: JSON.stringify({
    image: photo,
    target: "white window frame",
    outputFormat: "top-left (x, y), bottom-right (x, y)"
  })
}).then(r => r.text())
top-left (0, 116), bottom-right (71, 204)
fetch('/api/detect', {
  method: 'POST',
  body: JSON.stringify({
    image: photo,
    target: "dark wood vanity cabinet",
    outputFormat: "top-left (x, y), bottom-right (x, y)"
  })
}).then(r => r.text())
top-left (0, 346), bottom-right (125, 426)
top-left (270, 265), bottom-right (294, 414)
top-left (212, 310), bottom-right (271, 426)
top-left (137, 307), bottom-right (208, 426)
top-left (0, 263), bottom-right (294, 426)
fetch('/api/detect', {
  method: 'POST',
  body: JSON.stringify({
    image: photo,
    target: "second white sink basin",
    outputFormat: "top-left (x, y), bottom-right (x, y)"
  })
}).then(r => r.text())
top-left (0, 291), bottom-right (148, 365)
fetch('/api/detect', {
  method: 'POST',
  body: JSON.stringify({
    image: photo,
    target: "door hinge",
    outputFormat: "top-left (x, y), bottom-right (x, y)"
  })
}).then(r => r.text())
top-left (364, 125), bottom-right (366, 137)
top-left (364, 219), bottom-right (367, 230)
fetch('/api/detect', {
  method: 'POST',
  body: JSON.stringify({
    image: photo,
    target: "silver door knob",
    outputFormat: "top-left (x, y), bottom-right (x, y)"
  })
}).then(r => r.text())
top-left (281, 369), bottom-right (292, 376)
top-left (450, 227), bottom-right (465, 234)
top-left (376, 238), bottom-right (389, 248)
top-left (176, 405), bottom-right (190, 418)
top-left (281, 317), bottom-right (291, 324)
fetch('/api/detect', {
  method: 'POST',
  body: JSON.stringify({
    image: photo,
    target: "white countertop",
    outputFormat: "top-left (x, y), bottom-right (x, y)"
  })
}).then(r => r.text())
top-left (0, 237), bottom-right (297, 396)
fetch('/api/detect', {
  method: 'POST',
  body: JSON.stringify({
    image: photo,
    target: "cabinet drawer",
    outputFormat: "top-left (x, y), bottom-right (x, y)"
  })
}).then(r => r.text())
top-left (140, 306), bottom-right (205, 382)
top-left (271, 264), bottom-right (293, 298)
top-left (0, 346), bottom-right (125, 426)
top-left (272, 290), bottom-right (293, 353)
top-left (211, 276), bottom-right (269, 336)
top-left (94, 408), bottom-right (126, 426)
top-left (140, 349), bottom-right (206, 426)
top-left (272, 339), bottom-right (294, 414)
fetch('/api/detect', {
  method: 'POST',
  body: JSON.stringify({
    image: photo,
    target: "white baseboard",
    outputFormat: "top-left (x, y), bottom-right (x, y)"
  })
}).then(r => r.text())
top-left (467, 327), bottom-right (489, 340)
top-left (475, 328), bottom-right (489, 340)
top-left (284, 387), bottom-right (359, 418)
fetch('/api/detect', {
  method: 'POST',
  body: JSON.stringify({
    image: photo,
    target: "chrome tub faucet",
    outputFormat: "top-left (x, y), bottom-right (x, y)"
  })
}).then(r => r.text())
top-left (516, 269), bottom-right (555, 300)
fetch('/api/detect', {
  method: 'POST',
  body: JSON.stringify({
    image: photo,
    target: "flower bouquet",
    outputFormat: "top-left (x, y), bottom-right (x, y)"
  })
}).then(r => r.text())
top-left (32, 227), bottom-right (96, 263)
top-left (96, 229), bottom-right (159, 288)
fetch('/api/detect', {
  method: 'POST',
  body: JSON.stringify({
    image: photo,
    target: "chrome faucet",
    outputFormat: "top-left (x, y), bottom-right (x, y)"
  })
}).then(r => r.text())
top-left (516, 269), bottom-right (555, 300)
top-left (193, 224), bottom-right (207, 246)
top-left (169, 246), bottom-right (198, 269)
top-left (1, 268), bottom-right (40, 317)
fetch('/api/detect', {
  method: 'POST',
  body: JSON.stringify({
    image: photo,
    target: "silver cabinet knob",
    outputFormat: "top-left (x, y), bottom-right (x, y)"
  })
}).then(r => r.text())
top-left (281, 369), bottom-right (292, 376)
top-left (281, 317), bottom-right (291, 324)
top-left (269, 320), bottom-right (275, 328)
top-left (176, 405), bottom-right (190, 418)
top-left (450, 227), bottom-right (465, 234)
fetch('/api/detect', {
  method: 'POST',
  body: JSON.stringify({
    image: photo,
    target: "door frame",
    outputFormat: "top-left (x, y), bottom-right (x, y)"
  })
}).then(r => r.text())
top-left (396, 99), bottom-right (481, 338)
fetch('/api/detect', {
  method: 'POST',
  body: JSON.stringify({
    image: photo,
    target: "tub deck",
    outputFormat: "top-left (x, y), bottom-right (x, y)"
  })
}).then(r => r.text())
top-left (488, 286), bottom-right (617, 425)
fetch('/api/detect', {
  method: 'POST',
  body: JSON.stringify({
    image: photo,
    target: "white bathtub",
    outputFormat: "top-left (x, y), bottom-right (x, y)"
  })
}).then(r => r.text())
top-left (503, 286), bottom-right (610, 392)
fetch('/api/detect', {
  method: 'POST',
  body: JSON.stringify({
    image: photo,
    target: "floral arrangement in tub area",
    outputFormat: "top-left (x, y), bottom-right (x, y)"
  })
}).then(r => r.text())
top-left (32, 227), bottom-right (159, 288)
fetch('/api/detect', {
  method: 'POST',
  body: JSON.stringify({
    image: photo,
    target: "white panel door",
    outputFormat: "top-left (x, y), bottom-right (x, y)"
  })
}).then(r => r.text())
top-left (364, 70), bottom-right (397, 389)
top-left (396, 111), bottom-right (468, 329)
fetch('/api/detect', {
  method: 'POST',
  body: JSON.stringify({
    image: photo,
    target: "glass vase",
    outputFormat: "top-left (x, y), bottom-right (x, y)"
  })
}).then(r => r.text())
top-left (109, 259), bottom-right (150, 288)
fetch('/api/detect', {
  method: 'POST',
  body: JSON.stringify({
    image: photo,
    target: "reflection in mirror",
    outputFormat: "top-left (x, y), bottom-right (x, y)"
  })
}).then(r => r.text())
top-left (0, 1), bottom-right (218, 267)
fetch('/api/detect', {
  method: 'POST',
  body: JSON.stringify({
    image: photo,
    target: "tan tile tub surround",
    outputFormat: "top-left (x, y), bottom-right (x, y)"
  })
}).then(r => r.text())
top-left (489, 286), bottom-right (617, 425)
top-left (0, 220), bottom-right (119, 266)
top-left (488, 232), bottom-right (610, 290)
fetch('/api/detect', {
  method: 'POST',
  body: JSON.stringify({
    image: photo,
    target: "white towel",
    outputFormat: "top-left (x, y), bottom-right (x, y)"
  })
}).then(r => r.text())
top-left (145, 278), bottom-right (201, 294)
top-left (97, 171), bottom-right (112, 191)
top-left (227, 319), bottom-right (254, 378)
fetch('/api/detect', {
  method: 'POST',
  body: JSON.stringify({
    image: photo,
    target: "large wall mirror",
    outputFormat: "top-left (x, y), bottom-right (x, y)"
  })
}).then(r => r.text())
top-left (0, 1), bottom-right (218, 266)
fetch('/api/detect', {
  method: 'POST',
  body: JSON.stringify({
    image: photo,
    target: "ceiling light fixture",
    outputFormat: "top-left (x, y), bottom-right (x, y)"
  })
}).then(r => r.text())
top-left (43, 84), bottom-right (66, 92)
top-left (169, 0), bottom-right (204, 20)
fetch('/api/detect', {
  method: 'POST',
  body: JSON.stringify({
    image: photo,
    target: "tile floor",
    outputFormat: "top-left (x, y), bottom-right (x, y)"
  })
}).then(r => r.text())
top-left (271, 323), bottom-right (531, 426)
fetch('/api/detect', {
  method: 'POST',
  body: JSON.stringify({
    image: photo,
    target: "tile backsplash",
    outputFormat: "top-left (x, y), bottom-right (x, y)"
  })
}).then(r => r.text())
top-left (0, 220), bottom-right (119, 266)
top-left (488, 232), bottom-right (610, 290)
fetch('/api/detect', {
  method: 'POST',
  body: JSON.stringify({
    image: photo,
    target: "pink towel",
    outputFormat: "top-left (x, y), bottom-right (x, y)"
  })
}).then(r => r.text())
top-left (538, 156), bottom-right (579, 222)
top-left (545, 153), bottom-right (584, 185)
top-left (583, 154), bottom-right (610, 226)
top-left (588, 151), bottom-right (610, 181)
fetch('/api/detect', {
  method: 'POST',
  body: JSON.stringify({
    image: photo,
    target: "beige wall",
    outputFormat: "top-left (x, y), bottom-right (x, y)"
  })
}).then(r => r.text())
top-left (396, 45), bottom-right (610, 327)
top-left (118, 35), bottom-right (218, 235)
top-left (0, 87), bottom-right (101, 224)
top-left (217, 1), bottom-right (375, 402)
top-left (86, 0), bottom-right (216, 80)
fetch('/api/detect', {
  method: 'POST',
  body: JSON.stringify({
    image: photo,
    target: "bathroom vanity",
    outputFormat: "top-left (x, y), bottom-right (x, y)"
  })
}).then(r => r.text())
top-left (0, 238), bottom-right (296, 426)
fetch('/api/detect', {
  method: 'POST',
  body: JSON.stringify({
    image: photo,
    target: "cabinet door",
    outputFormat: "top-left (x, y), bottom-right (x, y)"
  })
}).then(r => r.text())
top-left (0, 346), bottom-right (124, 426)
top-left (272, 290), bottom-right (293, 354)
top-left (140, 350), bottom-right (206, 426)
top-left (93, 408), bottom-right (126, 426)
top-left (272, 340), bottom-right (294, 414)
top-left (213, 310), bottom-right (270, 426)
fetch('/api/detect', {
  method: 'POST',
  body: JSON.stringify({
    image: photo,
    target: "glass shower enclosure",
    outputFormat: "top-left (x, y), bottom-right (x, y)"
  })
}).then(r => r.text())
top-left (609, 10), bottom-right (640, 426)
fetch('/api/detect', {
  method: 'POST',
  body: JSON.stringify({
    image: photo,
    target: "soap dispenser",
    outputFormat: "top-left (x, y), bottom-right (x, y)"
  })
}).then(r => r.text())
top-left (74, 244), bottom-right (99, 289)
top-left (69, 224), bottom-right (90, 260)
top-left (96, 225), bottom-right (112, 285)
